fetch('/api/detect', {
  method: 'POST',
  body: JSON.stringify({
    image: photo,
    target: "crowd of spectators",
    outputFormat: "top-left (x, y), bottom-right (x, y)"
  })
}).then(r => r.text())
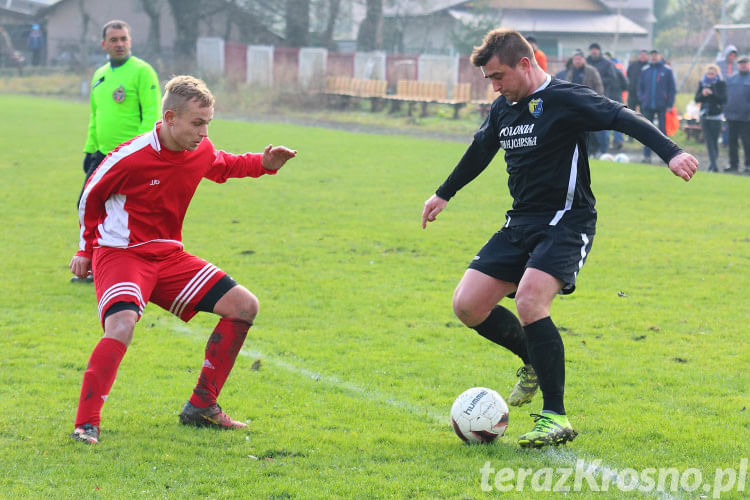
top-left (539, 39), bottom-right (750, 173)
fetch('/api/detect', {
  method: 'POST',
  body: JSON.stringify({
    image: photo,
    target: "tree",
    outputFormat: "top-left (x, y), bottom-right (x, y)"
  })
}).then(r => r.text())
top-left (285, 0), bottom-right (310, 47)
top-left (450, 3), bottom-right (498, 56)
top-left (356, 0), bottom-right (383, 51)
top-left (139, 0), bottom-right (163, 60)
top-left (167, 0), bottom-right (203, 69)
top-left (322, 0), bottom-right (341, 49)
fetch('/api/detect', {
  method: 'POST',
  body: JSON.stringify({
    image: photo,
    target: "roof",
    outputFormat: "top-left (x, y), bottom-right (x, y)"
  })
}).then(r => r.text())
top-left (486, 0), bottom-right (607, 11)
top-left (448, 9), bottom-right (648, 35)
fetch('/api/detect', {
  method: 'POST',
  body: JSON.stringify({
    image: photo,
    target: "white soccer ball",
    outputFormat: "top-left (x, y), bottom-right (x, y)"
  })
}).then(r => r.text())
top-left (599, 153), bottom-right (615, 161)
top-left (615, 153), bottom-right (630, 163)
top-left (450, 387), bottom-right (509, 443)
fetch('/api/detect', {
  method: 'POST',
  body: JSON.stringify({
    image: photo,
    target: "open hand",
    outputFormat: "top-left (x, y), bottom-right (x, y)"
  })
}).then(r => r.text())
top-left (262, 144), bottom-right (297, 171)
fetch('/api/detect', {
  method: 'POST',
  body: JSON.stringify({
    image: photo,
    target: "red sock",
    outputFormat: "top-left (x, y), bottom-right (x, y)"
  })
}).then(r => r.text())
top-left (74, 337), bottom-right (127, 427)
top-left (189, 318), bottom-right (251, 408)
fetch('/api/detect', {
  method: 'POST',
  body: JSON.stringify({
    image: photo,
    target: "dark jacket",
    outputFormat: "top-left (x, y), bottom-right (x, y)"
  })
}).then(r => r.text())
top-left (638, 61), bottom-right (676, 111)
top-left (562, 63), bottom-right (604, 95)
top-left (626, 59), bottom-right (648, 107)
top-left (586, 54), bottom-right (622, 101)
top-left (694, 78), bottom-right (726, 118)
top-left (724, 71), bottom-right (750, 122)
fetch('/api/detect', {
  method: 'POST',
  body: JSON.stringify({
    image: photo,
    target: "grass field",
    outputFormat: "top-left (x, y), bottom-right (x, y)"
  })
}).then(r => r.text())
top-left (1, 94), bottom-right (748, 499)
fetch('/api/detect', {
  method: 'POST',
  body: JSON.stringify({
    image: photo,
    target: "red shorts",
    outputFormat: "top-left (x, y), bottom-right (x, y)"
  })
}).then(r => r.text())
top-left (92, 242), bottom-right (228, 327)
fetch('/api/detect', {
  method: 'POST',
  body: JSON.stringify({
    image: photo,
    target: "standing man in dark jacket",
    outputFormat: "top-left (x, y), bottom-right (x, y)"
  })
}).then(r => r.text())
top-left (627, 50), bottom-right (649, 111)
top-left (637, 49), bottom-right (676, 163)
top-left (587, 43), bottom-right (624, 155)
top-left (724, 55), bottom-right (750, 173)
top-left (694, 64), bottom-right (726, 172)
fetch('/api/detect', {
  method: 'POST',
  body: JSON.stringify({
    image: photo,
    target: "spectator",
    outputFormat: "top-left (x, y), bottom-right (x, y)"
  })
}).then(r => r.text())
top-left (558, 51), bottom-right (605, 157)
top-left (526, 36), bottom-right (547, 72)
top-left (587, 43), bottom-right (625, 155)
top-left (637, 49), bottom-right (676, 164)
top-left (724, 55), bottom-right (750, 173)
top-left (626, 50), bottom-right (649, 111)
top-left (605, 51), bottom-right (629, 150)
top-left (73, 20), bottom-right (161, 283)
top-left (717, 44), bottom-right (739, 79)
top-left (559, 51), bottom-right (604, 93)
top-left (694, 64), bottom-right (726, 173)
top-left (27, 24), bottom-right (44, 66)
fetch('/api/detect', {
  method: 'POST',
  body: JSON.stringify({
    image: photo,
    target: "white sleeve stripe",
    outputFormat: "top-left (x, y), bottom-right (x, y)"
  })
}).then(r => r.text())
top-left (169, 264), bottom-right (219, 317)
top-left (549, 144), bottom-right (579, 226)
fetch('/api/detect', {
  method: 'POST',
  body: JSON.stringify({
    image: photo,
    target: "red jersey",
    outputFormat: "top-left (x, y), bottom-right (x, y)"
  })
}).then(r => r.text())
top-left (77, 121), bottom-right (276, 259)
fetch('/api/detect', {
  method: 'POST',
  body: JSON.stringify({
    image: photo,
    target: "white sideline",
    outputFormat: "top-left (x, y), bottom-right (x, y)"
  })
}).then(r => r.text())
top-left (170, 321), bottom-right (682, 500)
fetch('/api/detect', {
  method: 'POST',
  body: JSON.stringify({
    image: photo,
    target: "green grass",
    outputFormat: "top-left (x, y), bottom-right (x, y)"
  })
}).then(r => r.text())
top-left (1, 94), bottom-right (748, 499)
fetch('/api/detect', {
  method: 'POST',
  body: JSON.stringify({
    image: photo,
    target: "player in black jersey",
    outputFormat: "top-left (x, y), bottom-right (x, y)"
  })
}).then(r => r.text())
top-left (422, 29), bottom-right (698, 449)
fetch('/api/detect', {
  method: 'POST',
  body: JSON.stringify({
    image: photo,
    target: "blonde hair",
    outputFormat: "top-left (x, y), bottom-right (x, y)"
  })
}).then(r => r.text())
top-left (161, 75), bottom-right (215, 115)
top-left (705, 63), bottom-right (721, 76)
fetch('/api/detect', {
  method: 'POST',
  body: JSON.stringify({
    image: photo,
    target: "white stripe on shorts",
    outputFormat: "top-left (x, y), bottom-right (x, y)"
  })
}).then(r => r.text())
top-left (97, 282), bottom-right (145, 320)
top-left (168, 263), bottom-right (219, 318)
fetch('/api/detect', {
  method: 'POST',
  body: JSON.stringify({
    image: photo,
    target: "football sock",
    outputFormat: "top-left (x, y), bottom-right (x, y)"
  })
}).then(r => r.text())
top-left (524, 316), bottom-right (565, 415)
top-left (472, 305), bottom-right (530, 364)
top-left (189, 318), bottom-right (251, 408)
top-left (74, 337), bottom-right (127, 427)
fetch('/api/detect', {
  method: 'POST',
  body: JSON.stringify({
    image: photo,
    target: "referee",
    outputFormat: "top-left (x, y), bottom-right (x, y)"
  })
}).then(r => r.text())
top-left (73, 19), bottom-right (161, 282)
top-left (421, 29), bottom-right (697, 449)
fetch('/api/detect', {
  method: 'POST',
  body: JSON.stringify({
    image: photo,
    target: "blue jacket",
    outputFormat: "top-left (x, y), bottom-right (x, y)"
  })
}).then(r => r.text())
top-left (724, 71), bottom-right (750, 122)
top-left (638, 61), bottom-right (675, 111)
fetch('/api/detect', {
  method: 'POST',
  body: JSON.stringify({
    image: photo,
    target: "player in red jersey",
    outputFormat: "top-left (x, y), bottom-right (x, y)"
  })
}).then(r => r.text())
top-left (69, 75), bottom-right (297, 444)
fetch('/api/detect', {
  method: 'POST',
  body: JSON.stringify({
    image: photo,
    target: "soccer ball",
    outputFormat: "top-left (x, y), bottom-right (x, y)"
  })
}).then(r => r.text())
top-left (599, 153), bottom-right (615, 161)
top-left (615, 153), bottom-right (630, 163)
top-left (450, 387), bottom-right (509, 443)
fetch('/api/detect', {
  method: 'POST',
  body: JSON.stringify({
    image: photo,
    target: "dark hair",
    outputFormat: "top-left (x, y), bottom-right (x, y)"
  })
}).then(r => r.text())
top-left (526, 35), bottom-right (537, 44)
top-left (102, 20), bottom-right (131, 40)
top-left (589, 42), bottom-right (601, 51)
top-left (470, 28), bottom-right (536, 68)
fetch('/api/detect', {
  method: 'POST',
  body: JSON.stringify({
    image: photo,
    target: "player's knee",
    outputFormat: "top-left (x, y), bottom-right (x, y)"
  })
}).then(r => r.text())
top-left (229, 287), bottom-right (259, 324)
top-left (238, 292), bottom-right (259, 324)
top-left (452, 290), bottom-right (480, 326)
top-left (514, 294), bottom-right (546, 326)
top-left (103, 310), bottom-right (137, 346)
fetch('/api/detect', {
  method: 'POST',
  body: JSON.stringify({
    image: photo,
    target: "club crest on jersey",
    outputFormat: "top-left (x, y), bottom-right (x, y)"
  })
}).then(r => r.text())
top-left (529, 98), bottom-right (543, 118)
top-left (112, 85), bottom-right (126, 103)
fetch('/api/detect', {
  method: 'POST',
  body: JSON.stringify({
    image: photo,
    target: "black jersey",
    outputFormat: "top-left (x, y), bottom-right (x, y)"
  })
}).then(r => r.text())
top-left (436, 77), bottom-right (681, 233)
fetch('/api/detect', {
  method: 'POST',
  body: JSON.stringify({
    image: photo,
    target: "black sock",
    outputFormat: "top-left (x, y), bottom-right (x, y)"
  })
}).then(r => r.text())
top-left (472, 305), bottom-right (529, 364)
top-left (524, 317), bottom-right (565, 415)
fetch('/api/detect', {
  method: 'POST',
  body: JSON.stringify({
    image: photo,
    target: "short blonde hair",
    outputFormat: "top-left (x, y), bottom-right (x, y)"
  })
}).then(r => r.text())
top-left (705, 63), bottom-right (721, 76)
top-left (161, 75), bottom-right (215, 115)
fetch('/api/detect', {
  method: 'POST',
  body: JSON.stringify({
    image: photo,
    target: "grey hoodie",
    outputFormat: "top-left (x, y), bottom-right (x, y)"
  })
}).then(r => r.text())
top-left (717, 44), bottom-right (739, 78)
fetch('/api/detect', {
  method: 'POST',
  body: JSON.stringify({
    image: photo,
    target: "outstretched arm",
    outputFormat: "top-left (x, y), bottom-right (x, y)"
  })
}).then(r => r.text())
top-left (611, 106), bottom-right (698, 181)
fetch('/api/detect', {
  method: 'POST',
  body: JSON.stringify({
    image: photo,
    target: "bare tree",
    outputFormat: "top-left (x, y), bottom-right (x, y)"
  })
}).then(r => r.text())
top-left (285, 0), bottom-right (310, 47)
top-left (139, 0), bottom-right (163, 60)
top-left (356, 0), bottom-right (383, 51)
top-left (167, 0), bottom-right (202, 69)
top-left (322, 0), bottom-right (341, 49)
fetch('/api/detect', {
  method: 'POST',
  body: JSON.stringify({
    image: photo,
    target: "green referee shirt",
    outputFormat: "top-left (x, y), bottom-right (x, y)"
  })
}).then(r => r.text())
top-left (84, 56), bottom-right (161, 155)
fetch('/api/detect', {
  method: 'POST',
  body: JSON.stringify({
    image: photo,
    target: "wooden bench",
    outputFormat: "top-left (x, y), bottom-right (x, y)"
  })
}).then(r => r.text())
top-left (471, 83), bottom-right (497, 115)
top-left (324, 76), bottom-right (387, 110)
top-left (356, 79), bottom-right (388, 111)
top-left (437, 82), bottom-right (472, 119)
top-left (386, 80), bottom-right (447, 117)
top-left (682, 119), bottom-right (703, 142)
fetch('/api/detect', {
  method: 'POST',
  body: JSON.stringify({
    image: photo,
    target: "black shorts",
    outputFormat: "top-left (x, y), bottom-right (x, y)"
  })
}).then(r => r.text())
top-left (468, 223), bottom-right (594, 294)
